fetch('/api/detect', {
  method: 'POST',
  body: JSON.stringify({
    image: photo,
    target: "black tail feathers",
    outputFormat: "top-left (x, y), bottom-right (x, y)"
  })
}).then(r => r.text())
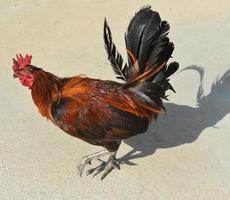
top-left (104, 19), bottom-right (129, 81)
top-left (104, 6), bottom-right (179, 92)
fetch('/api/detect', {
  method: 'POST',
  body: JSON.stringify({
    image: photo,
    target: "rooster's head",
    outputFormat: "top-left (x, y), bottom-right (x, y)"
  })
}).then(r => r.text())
top-left (12, 54), bottom-right (40, 89)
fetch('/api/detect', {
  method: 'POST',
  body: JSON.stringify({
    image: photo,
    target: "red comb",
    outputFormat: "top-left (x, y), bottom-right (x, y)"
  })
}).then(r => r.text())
top-left (12, 54), bottom-right (32, 71)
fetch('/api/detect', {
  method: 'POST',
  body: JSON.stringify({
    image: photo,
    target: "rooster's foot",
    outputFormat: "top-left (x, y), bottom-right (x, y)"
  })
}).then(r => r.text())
top-left (77, 149), bottom-right (110, 177)
top-left (86, 151), bottom-right (120, 180)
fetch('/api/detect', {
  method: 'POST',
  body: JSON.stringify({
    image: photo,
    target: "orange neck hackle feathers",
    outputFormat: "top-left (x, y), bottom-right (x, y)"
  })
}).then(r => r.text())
top-left (31, 70), bottom-right (62, 120)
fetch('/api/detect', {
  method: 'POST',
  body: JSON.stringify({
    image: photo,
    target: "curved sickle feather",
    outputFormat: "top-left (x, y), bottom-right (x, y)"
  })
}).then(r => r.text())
top-left (104, 18), bottom-right (129, 81)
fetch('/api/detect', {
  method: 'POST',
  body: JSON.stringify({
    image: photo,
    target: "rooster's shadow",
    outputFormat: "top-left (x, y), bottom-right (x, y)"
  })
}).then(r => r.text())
top-left (120, 65), bottom-right (230, 165)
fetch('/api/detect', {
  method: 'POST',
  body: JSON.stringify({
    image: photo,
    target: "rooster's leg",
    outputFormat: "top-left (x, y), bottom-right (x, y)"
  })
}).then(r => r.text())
top-left (101, 151), bottom-right (120, 180)
top-left (77, 149), bottom-right (110, 176)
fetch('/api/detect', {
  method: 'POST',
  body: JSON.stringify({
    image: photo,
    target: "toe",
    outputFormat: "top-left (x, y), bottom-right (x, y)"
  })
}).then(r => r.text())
top-left (77, 164), bottom-right (84, 177)
top-left (101, 165), bottom-right (114, 180)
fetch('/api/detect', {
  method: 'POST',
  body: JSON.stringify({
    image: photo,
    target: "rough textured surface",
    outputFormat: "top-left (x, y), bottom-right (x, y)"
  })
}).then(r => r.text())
top-left (1, 0), bottom-right (230, 199)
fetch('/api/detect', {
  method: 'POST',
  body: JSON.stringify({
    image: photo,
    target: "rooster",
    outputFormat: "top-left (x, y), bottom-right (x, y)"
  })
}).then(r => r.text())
top-left (12, 6), bottom-right (179, 179)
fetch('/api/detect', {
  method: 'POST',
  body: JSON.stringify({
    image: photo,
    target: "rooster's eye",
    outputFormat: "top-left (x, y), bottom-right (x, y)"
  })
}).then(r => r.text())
top-left (28, 65), bottom-right (40, 72)
top-left (28, 66), bottom-right (34, 72)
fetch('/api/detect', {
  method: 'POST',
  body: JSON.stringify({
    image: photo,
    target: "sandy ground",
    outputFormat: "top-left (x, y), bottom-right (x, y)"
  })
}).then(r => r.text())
top-left (1, 0), bottom-right (230, 199)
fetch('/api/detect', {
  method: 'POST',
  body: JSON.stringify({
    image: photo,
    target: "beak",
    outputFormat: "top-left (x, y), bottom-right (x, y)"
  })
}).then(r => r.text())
top-left (13, 74), bottom-right (18, 79)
